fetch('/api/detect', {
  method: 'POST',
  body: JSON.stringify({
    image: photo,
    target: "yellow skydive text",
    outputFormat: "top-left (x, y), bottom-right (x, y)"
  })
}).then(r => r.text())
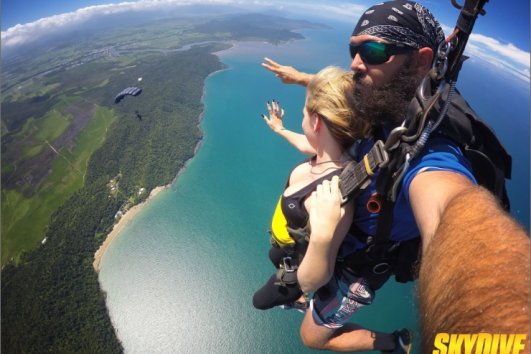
top-left (432, 333), bottom-right (528, 354)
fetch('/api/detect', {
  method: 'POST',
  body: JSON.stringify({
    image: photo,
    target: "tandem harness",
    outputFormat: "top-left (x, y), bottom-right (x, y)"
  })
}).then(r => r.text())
top-left (269, 193), bottom-right (311, 287)
top-left (270, 1), bottom-right (512, 290)
top-left (271, 226), bottom-right (309, 287)
top-left (336, 0), bottom-right (512, 289)
top-left (269, 168), bottom-right (343, 287)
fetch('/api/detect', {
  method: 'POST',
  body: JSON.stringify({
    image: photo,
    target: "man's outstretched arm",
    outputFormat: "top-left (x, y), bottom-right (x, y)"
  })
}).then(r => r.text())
top-left (261, 57), bottom-right (314, 86)
top-left (413, 179), bottom-right (530, 350)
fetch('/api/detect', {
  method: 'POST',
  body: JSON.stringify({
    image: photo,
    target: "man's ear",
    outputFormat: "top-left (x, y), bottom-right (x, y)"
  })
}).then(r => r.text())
top-left (418, 47), bottom-right (434, 71)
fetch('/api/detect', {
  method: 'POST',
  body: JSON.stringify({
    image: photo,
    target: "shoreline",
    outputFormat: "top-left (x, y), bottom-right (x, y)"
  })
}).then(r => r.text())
top-left (92, 60), bottom-right (227, 275)
top-left (93, 56), bottom-right (227, 274)
top-left (92, 36), bottom-right (303, 274)
top-left (92, 185), bottom-right (168, 273)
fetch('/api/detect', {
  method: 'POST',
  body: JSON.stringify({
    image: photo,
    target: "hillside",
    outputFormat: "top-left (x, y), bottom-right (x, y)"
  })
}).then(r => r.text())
top-left (1, 12), bottom-right (322, 353)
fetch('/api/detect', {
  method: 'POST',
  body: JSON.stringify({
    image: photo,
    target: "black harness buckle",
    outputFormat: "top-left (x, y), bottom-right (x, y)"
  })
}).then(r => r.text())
top-left (282, 257), bottom-right (295, 273)
top-left (274, 257), bottom-right (299, 287)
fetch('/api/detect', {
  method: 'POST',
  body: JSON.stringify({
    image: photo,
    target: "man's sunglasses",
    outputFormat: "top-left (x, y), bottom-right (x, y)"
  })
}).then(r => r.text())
top-left (349, 41), bottom-right (414, 65)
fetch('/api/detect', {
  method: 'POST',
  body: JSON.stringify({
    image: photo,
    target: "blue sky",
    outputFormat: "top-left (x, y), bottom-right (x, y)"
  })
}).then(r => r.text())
top-left (2, 0), bottom-right (529, 49)
top-left (1, 0), bottom-right (529, 81)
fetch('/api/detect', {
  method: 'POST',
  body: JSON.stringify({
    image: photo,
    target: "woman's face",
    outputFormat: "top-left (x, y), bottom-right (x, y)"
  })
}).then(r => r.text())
top-left (302, 95), bottom-right (317, 147)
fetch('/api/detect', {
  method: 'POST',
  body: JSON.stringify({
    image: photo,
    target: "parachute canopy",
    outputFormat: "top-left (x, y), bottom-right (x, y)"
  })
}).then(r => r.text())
top-left (114, 87), bottom-right (142, 104)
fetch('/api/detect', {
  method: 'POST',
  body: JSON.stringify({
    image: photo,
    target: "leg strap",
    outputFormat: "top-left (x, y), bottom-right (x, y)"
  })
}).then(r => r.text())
top-left (275, 256), bottom-right (299, 286)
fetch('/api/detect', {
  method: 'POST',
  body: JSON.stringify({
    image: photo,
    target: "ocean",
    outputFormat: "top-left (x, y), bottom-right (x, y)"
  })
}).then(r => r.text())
top-left (98, 21), bottom-right (530, 354)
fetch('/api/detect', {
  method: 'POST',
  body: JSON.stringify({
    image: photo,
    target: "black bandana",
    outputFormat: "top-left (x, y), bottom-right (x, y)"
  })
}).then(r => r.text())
top-left (352, 1), bottom-right (445, 52)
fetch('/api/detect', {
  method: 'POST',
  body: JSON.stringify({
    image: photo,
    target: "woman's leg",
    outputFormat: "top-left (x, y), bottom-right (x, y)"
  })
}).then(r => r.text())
top-left (252, 273), bottom-right (303, 310)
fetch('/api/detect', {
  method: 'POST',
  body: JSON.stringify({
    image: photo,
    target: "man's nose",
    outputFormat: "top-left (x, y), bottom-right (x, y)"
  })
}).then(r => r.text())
top-left (350, 53), bottom-right (366, 74)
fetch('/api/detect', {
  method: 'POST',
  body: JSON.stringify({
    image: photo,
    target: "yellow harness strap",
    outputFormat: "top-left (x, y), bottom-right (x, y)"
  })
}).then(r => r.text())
top-left (270, 196), bottom-right (295, 247)
top-left (363, 154), bottom-right (374, 176)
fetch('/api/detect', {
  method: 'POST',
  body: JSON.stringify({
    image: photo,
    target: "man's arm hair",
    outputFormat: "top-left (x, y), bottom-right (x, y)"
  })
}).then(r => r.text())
top-left (419, 185), bottom-right (530, 350)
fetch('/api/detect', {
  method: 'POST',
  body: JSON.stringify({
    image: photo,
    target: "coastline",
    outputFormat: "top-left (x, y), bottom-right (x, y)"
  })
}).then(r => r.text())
top-left (93, 54), bottom-right (228, 274)
top-left (92, 45), bottom-right (234, 274)
top-left (92, 37), bottom-right (303, 275)
top-left (93, 185), bottom-right (168, 273)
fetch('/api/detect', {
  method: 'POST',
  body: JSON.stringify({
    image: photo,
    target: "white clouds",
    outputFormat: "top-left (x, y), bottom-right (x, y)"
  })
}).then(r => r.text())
top-left (274, 2), bottom-right (367, 22)
top-left (466, 34), bottom-right (529, 83)
top-left (2, 0), bottom-right (529, 83)
top-left (469, 32), bottom-right (529, 66)
top-left (1, 0), bottom-right (235, 47)
top-left (439, 24), bottom-right (530, 83)
top-left (1, 0), bottom-right (366, 48)
top-left (465, 40), bottom-right (530, 82)
top-left (477, 36), bottom-right (528, 67)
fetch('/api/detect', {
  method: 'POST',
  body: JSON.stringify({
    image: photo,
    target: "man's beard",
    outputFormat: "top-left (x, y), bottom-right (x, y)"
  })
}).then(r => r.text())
top-left (353, 57), bottom-right (421, 127)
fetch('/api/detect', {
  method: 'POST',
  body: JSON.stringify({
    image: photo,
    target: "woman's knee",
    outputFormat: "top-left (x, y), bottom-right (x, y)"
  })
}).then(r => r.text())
top-left (252, 291), bottom-right (272, 310)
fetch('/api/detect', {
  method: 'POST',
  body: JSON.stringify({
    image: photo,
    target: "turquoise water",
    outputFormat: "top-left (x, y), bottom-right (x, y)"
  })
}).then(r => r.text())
top-left (99, 22), bottom-right (529, 354)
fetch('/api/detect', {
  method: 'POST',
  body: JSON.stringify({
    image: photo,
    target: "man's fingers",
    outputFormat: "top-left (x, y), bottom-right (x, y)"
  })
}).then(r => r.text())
top-left (262, 63), bottom-right (278, 75)
top-left (263, 57), bottom-right (280, 68)
top-left (262, 58), bottom-right (280, 74)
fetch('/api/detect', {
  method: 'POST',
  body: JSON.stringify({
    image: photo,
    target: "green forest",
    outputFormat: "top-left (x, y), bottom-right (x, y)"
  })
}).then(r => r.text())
top-left (1, 13), bottom-right (318, 353)
top-left (2, 43), bottom-right (224, 354)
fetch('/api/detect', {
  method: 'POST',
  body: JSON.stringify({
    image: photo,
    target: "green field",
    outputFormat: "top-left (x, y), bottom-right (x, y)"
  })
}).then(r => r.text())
top-left (14, 109), bottom-right (71, 160)
top-left (1, 106), bottom-right (116, 265)
top-left (1, 12), bottom-right (320, 352)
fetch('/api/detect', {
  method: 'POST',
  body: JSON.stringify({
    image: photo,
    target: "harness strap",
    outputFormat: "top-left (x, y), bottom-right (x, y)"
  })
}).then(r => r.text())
top-left (273, 226), bottom-right (310, 287)
top-left (339, 140), bottom-right (389, 203)
top-left (274, 256), bottom-right (299, 286)
top-left (287, 226), bottom-right (309, 244)
top-left (370, 197), bottom-right (396, 260)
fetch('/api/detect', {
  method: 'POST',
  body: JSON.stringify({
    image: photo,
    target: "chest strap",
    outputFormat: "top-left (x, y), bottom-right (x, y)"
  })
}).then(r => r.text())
top-left (339, 140), bottom-right (389, 203)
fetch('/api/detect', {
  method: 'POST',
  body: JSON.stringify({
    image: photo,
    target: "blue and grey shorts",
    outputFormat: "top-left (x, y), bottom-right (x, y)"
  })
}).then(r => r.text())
top-left (311, 268), bottom-right (374, 329)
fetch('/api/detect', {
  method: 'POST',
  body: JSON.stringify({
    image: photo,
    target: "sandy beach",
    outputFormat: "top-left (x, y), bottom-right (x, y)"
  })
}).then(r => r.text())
top-left (92, 49), bottom-right (232, 274)
top-left (93, 185), bottom-right (168, 272)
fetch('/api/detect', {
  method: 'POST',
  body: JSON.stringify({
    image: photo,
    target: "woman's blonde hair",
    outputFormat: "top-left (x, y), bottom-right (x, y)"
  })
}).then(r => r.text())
top-left (306, 66), bottom-right (370, 150)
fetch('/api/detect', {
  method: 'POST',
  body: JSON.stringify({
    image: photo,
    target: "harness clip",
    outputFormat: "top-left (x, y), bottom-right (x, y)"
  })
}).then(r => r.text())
top-left (383, 126), bottom-right (407, 152)
top-left (282, 257), bottom-right (296, 273)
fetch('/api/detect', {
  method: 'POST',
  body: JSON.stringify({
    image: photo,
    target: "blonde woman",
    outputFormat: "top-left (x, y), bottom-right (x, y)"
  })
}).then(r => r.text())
top-left (255, 65), bottom-right (414, 353)
top-left (253, 66), bottom-right (369, 311)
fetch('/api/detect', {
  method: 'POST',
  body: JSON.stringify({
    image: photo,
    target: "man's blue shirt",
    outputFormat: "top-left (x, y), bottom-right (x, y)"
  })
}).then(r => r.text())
top-left (339, 135), bottom-right (476, 257)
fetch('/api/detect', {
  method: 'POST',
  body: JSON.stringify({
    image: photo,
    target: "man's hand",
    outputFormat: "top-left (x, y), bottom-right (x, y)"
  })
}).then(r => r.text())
top-left (261, 100), bottom-right (285, 133)
top-left (261, 57), bottom-right (313, 86)
top-left (309, 176), bottom-right (344, 243)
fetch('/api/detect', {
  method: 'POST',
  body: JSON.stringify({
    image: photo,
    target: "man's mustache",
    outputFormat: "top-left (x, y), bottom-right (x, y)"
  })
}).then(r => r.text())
top-left (353, 71), bottom-right (365, 83)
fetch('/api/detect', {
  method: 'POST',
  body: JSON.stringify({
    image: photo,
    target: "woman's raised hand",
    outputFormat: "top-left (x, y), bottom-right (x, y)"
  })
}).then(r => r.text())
top-left (261, 99), bottom-right (285, 133)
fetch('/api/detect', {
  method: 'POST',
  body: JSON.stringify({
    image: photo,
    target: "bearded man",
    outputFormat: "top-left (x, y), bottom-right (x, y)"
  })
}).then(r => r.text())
top-left (260, 1), bottom-right (530, 353)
